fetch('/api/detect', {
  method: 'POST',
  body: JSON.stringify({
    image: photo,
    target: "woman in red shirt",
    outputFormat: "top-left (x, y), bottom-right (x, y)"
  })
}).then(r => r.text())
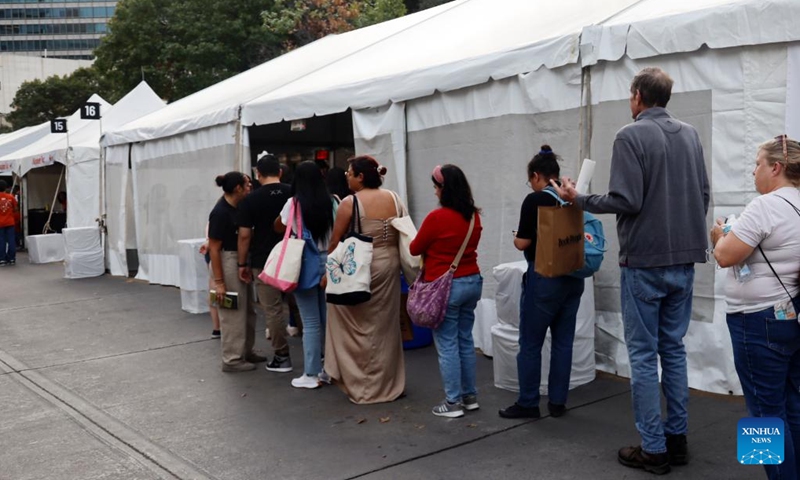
top-left (410, 164), bottom-right (482, 418)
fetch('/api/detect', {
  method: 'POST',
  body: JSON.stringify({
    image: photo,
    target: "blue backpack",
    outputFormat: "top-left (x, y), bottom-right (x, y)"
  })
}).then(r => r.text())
top-left (542, 187), bottom-right (606, 278)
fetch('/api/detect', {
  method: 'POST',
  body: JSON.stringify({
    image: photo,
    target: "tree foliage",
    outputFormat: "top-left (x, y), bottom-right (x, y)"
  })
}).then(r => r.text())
top-left (6, 67), bottom-right (114, 129)
top-left (263, 0), bottom-right (406, 51)
top-left (94, 0), bottom-right (280, 103)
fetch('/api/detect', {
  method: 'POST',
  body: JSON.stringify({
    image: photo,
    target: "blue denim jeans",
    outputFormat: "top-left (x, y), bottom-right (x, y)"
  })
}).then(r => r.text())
top-left (517, 263), bottom-right (585, 408)
top-left (294, 253), bottom-right (327, 376)
top-left (0, 225), bottom-right (15, 262)
top-left (727, 300), bottom-right (800, 480)
top-left (620, 265), bottom-right (694, 454)
top-left (432, 274), bottom-right (483, 404)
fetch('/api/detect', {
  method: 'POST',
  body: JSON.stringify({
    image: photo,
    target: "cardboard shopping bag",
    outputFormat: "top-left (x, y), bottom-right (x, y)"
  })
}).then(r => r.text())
top-left (534, 203), bottom-right (585, 277)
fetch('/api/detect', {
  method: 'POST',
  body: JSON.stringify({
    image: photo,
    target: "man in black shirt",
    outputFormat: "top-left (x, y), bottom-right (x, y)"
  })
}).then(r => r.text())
top-left (237, 154), bottom-right (293, 372)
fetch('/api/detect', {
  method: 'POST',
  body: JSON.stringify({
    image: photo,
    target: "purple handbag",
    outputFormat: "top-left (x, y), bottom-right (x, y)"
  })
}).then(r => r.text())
top-left (407, 216), bottom-right (475, 329)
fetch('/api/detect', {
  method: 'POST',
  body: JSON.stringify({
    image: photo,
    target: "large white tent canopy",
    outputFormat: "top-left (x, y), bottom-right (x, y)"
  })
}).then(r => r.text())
top-left (100, 0), bottom-right (800, 394)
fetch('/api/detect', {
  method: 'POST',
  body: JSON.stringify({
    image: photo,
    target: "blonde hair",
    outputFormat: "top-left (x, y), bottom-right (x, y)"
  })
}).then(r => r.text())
top-left (759, 135), bottom-right (800, 186)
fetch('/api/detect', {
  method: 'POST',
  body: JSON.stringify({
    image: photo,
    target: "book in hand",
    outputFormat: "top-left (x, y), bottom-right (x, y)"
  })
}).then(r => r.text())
top-left (209, 290), bottom-right (239, 310)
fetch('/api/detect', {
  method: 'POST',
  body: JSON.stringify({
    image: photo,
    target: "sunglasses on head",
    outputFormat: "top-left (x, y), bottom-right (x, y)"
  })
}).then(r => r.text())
top-left (775, 134), bottom-right (789, 163)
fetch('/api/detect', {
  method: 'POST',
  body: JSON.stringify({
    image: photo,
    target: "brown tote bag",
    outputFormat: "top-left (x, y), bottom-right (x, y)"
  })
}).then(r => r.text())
top-left (534, 202), bottom-right (585, 278)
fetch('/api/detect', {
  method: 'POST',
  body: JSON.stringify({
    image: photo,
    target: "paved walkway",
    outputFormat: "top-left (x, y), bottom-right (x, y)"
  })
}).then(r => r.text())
top-left (0, 255), bottom-right (754, 479)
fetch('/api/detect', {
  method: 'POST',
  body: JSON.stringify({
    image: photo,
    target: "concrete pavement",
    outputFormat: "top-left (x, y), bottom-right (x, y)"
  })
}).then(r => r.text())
top-left (0, 255), bottom-right (754, 479)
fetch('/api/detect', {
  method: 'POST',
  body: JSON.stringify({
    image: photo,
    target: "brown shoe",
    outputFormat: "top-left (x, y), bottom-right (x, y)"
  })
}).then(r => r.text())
top-left (245, 353), bottom-right (267, 363)
top-left (222, 362), bottom-right (256, 373)
top-left (618, 446), bottom-right (670, 475)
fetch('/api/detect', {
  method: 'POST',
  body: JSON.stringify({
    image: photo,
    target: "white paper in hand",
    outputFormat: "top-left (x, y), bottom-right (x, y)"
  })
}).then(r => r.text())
top-left (575, 159), bottom-right (596, 194)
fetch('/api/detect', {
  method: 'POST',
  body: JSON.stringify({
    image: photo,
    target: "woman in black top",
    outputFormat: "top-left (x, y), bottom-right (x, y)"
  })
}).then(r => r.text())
top-left (208, 172), bottom-right (265, 372)
top-left (499, 145), bottom-right (585, 419)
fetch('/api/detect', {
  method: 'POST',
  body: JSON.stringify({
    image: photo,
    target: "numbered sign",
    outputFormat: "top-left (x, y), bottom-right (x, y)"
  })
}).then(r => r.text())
top-left (50, 119), bottom-right (67, 133)
top-left (81, 102), bottom-right (101, 120)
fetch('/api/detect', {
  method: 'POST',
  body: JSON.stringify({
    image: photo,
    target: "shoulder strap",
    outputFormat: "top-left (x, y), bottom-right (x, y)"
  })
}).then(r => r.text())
top-left (350, 194), bottom-right (363, 233)
top-left (390, 190), bottom-right (403, 218)
top-left (541, 186), bottom-right (568, 206)
top-left (757, 194), bottom-right (800, 303)
top-left (775, 194), bottom-right (800, 217)
top-left (757, 245), bottom-right (794, 302)
top-left (450, 215), bottom-right (475, 273)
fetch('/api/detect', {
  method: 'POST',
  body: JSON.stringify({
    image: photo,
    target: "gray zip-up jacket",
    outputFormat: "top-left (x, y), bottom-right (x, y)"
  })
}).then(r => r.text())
top-left (577, 107), bottom-right (709, 268)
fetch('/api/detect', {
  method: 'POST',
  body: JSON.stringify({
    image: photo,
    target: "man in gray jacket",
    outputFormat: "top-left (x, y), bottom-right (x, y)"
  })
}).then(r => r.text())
top-left (554, 67), bottom-right (709, 475)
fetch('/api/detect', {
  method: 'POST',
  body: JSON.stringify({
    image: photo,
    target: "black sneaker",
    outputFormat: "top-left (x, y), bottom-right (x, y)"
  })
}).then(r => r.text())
top-left (7, 259), bottom-right (14, 266)
top-left (547, 402), bottom-right (567, 418)
top-left (666, 434), bottom-right (688, 465)
top-left (618, 446), bottom-right (670, 475)
top-left (499, 403), bottom-right (540, 419)
top-left (265, 355), bottom-right (292, 373)
top-left (0, 260), bottom-right (6, 267)
top-left (211, 330), bottom-right (221, 339)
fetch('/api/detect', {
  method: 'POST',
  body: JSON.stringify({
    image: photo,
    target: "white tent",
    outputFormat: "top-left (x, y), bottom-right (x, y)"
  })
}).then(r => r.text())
top-left (102, 0), bottom-right (463, 285)
top-left (103, 0), bottom-right (800, 393)
top-left (0, 123), bottom-right (52, 176)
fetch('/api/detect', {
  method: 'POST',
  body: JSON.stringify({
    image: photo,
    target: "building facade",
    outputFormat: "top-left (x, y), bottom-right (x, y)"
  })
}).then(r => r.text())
top-left (0, 1), bottom-right (116, 59)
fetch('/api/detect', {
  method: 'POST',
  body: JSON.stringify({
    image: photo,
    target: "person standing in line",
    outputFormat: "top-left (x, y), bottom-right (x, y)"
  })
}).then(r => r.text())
top-left (325, 156), bottom-right (406, 404)
top-left (275, 161), bottom-right (337, 389)
top-left (237, 154), bottom-right (293, 373)
top-left (711, 135), bottom-right (800, 480)
top-left (410, 164), bottom-right (483, 418)
top-left (199, 227), bottom-right (221, 339)
top-left (498, 146), bottom-right (585, 421)
top-left (208, 172), bottom-right (267, 373)
top-left (0, 179), bottom-right (18, 266)
top-left (553, 67), bottom-right (709, 475)
top-left (326, 166), bottom-right (351, 202)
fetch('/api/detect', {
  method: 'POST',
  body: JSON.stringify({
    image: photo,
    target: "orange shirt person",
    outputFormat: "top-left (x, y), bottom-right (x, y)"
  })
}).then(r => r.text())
top-left (0, 179), bottom-right (19, 266)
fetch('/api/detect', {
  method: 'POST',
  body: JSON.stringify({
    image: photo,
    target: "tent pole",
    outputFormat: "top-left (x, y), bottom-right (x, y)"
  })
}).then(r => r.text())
top-left (579, 66), bottom-right (593, 175)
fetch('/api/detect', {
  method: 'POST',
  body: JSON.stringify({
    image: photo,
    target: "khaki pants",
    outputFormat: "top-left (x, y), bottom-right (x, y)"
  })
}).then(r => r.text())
top-left (251, 268), bottom-right (289, 357)
top-left (220, 252), bottom-right (256, 366)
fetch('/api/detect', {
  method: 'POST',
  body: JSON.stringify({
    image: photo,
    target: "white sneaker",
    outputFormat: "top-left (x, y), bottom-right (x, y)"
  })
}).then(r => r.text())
top-left (287, 326), bottom-right (300, 337)
top-left (291, 374), bottom-right (321, 389)
top-left (265, 328), bottom-right (271, 340)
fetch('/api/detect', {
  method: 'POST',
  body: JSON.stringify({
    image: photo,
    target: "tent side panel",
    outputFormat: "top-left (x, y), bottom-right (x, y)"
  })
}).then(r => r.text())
top-left (106, 144), bottom-right (130, 277)
top-left (353, 103), bottom-right (407, 202)
top-left (132, 123), bottom-right (240, 287)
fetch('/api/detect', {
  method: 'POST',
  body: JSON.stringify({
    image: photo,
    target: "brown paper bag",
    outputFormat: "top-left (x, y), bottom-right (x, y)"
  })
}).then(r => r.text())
top-left (534, 204), bottom-right (585, 277)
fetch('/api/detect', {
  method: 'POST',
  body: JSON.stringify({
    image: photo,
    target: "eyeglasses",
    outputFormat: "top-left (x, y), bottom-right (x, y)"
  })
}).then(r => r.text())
top-left (776, 134), bottom-right (789, 163)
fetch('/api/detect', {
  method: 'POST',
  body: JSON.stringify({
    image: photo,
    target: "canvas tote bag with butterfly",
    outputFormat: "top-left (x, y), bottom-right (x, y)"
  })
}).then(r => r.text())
top-left (326, 195), bottom-right (374, 305)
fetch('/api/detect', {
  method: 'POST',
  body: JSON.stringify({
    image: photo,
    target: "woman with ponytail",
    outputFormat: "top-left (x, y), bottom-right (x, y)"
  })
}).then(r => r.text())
top-left (499, 145), bottom-right (585, 419)
top-left (208, 171), bottom-right (265, 373)
top-left (325, 155), bottom-right (407, 404)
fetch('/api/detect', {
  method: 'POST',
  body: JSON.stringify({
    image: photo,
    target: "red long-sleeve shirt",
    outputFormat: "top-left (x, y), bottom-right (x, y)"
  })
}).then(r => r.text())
top-left (409, 207), bottom-right (481, 282)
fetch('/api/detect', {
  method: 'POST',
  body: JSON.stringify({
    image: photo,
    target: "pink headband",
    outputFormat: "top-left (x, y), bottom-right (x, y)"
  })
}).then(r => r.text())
top-left (432, 165), bottom-right (444, 185)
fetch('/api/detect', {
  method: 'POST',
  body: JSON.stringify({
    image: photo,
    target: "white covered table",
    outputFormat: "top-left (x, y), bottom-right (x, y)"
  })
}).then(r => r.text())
top-left (63, 227), bottom-right (104, 279)
top-left (178, 238), bottom-right (209, 314)
top-left (26, 233), bottom-right (65, 264)
top-left (490, 261), bottom-right (596, 395)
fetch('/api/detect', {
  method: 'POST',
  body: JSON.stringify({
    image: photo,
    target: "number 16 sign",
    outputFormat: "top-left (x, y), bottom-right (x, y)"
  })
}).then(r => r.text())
top-left (81, 102), bottom-right (101, 120)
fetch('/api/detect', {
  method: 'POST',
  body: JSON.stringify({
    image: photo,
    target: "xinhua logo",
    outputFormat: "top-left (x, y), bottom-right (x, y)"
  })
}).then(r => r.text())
top-left (737, 418), bottom-right (784, 465)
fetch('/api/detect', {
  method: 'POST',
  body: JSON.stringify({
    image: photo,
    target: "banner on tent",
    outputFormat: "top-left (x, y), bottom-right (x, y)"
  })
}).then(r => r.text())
top-left (31, 154), bottom-right (56, 168)
top-left (0, 161), bottom-right (13, 172)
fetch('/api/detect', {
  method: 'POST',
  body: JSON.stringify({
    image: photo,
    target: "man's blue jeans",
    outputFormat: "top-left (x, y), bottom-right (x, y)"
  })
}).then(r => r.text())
top-left (620, 265), bottom-right (694, 454)
top-left (517, 263), bottom-right (585, 408)
top-left (727, 300), bottom-right (800, 480)
top-left (0, 225), bottom-right (15, 262)
top-left (293, 253), bottom-right (327, 376)
top-left (432, 274), bottom-right (483, 404)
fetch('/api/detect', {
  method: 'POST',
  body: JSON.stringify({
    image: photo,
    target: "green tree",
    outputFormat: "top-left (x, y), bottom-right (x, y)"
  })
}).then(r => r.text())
top-left (263, 0), bottom-right (406, 51)
top-left (94, 0), bottom-right (280, 103)
top-left (6, 67), bottom-right (114, 129)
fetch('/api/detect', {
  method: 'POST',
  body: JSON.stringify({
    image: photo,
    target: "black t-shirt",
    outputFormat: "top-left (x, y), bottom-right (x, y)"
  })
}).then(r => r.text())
top-left (208, 197), bottom-right (239, 252)
top-left (516, 190), bottom-right (559, 262)
top-left (236, 182), bottom-right (291, 269)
